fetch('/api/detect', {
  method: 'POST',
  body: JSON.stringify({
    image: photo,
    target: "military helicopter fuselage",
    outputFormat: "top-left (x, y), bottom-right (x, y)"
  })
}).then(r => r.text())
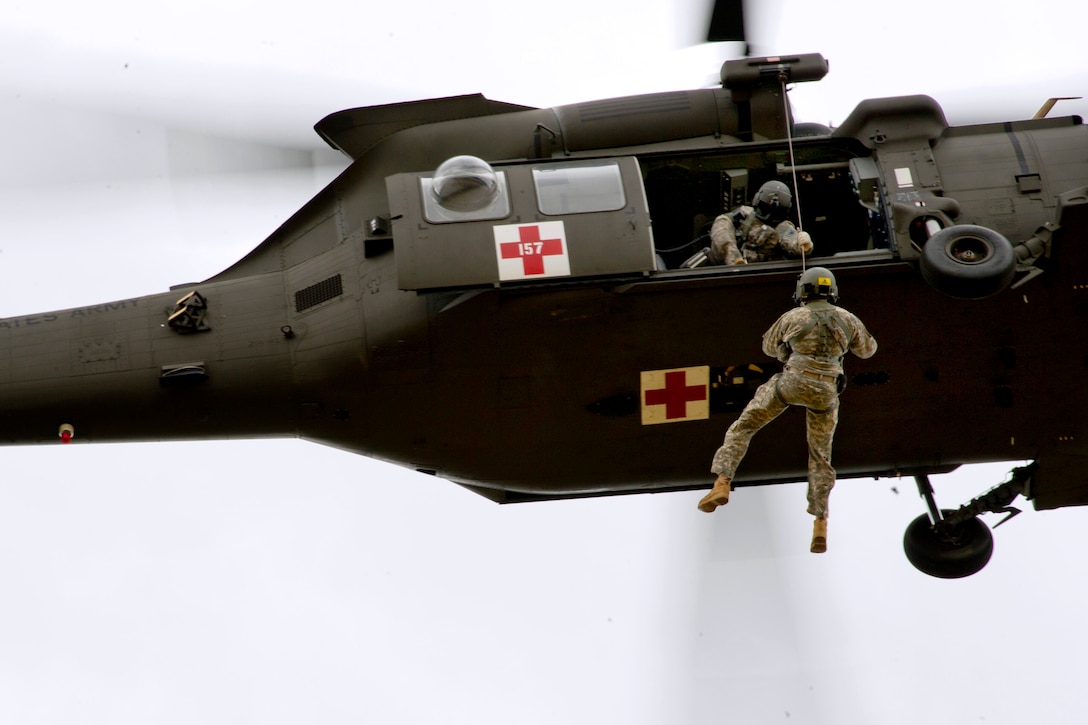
top-left (2, 54), bottom-right (1086, 574)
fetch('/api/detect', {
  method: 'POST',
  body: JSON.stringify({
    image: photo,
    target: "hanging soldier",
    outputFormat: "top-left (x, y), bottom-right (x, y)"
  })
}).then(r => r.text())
top-left (697, 267), bottom-right (878, 553)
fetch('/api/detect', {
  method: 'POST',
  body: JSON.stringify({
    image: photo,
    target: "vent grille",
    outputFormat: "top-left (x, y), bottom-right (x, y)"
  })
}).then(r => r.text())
top-left (295, 274), bottom-right (343, 312)
top-left (578, 92), bottom-right (692, 122)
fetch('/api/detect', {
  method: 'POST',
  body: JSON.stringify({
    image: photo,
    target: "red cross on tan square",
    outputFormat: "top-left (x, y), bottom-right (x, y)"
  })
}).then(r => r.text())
top-left (493, 221), bottom-right (571, 281)
top-left (640, 366), bottom-right (710, 425)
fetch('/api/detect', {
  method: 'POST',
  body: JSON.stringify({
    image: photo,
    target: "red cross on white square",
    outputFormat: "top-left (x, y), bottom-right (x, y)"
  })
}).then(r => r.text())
top-left (640, 366), bottom-right (710, 425)
top-left (493, 221), bottom-right (571, 281)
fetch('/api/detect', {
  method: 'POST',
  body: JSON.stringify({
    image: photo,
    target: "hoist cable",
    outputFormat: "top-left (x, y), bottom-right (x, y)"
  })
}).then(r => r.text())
top-left (780, 75), bottom-right (805, 271)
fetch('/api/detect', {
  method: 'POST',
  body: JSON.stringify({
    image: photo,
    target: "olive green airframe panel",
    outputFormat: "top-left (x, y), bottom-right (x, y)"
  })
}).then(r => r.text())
top-left (386, 156), bottom-right (656, 291)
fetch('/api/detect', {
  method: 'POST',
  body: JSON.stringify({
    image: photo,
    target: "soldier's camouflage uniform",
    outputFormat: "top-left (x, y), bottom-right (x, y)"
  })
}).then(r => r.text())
top-left (707, 205), bottom-right (812, 264)
top-left (710, 299), bottom-right (877, 518)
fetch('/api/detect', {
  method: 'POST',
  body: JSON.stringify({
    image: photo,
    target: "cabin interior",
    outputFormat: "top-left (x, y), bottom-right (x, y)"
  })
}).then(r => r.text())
top-left (638, 141), bottom-right (887, 269)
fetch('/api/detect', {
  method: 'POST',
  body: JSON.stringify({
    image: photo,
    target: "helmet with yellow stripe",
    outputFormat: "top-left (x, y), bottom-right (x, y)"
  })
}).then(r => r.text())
top-left (794, 266), bottom-right (838, 304)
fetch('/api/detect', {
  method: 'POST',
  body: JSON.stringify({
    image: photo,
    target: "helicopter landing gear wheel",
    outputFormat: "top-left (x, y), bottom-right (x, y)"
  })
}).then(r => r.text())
top-left (920, 224), bottom-right (1016, 298)
top-left (903, 509), bottom-right (994, 579)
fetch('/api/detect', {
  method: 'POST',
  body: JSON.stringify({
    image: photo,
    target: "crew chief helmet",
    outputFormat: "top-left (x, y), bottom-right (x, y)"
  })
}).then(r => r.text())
top-left (752, 180), bottom-right (792, 224)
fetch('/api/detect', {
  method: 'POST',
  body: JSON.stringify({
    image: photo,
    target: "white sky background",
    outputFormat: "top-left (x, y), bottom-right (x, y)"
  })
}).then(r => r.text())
top-left (0, 1), bottom-right (1086, 723)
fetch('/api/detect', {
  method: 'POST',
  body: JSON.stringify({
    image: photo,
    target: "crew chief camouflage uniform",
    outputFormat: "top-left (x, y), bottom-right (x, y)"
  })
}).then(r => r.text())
top-left (708, 205), bottom-right (813, 265)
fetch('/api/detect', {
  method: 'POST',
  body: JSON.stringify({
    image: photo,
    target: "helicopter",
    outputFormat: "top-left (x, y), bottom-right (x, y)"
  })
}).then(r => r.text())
top-left (2, 14), bottom-right (1087, 580)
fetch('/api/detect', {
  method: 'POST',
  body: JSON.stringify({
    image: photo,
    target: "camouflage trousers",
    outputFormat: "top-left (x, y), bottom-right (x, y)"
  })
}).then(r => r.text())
top-left (710, 370), bottom-right (840, 518)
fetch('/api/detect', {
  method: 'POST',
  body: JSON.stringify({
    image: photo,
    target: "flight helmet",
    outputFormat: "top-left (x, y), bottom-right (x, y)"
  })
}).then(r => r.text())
top-left (794, 266), bottom-right (839, 304)
top-left (751, 180), bottom-right (792, 224)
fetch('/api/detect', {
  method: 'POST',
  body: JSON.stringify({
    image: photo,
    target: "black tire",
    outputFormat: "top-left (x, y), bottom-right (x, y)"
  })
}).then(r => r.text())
top-left (920, 224), bottom-right (1016, 298)
top-left (903, 510), bottom-right (994, 579)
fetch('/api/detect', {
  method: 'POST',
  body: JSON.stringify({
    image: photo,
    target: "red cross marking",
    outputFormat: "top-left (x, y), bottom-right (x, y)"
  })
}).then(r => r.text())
top-left (500, 225), bottom-right (564, 276)
top-left (644, 370), bottom-right (707, 419)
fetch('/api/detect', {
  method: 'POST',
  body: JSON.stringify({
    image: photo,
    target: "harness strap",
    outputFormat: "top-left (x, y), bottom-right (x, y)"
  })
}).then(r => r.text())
top-left (786, 308), bottom-right (853, 362)
top-left (736, 209), bottom-right (759, 257)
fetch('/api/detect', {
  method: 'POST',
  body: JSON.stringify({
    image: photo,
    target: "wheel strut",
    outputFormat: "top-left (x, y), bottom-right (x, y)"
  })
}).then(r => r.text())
top-left (913, 474), bottom-right (943, 525)
top-left (903, 464), bottom-right (1035, 578)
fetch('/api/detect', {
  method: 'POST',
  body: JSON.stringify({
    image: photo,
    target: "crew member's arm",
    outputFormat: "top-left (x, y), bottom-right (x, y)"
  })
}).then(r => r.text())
top-left (709, 210), bottom-right (746, 264)
top-left (775, 221), bottom-right (814, 256)
top-left (843, 312), bottom-right (878, 359)
top-left (761, 309), bottom-right (804, 362)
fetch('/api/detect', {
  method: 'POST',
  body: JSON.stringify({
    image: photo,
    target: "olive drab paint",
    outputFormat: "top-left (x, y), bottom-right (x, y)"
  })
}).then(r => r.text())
top-left (1, 52), bottom-right (1086, 577)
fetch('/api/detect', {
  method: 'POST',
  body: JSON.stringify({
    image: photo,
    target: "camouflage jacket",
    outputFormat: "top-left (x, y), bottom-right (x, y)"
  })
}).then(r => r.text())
top-left (762, 300), bottom-right (878, 376)
top-left (709, 206), bottom-right (810, 264)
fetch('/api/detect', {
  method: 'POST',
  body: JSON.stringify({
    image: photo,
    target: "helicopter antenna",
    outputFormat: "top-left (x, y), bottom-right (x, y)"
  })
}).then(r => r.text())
top-left (779, 74), bottom-right (805, 271)
top-left (1033, 96), bottom-right (1082, 119)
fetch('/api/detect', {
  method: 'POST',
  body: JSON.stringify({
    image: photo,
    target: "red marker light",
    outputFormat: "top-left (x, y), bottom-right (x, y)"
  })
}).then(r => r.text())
top-left (59, 424), bottom-right (74, 444)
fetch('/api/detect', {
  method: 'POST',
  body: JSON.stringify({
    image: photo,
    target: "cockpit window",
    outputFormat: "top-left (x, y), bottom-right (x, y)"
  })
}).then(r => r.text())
top-left (533, 160), bottom-right (626, 215)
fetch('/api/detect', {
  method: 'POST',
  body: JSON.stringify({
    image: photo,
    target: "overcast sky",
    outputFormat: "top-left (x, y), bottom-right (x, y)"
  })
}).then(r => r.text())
top-left (1, 2), bottom-right (1087, 723)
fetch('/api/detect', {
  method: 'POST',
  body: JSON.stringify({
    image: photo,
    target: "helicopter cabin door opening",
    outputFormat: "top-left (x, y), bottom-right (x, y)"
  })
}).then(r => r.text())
top-left (638, 142), bottom-right (889, 270)
top-left (385, 156), bottom-right (657, 292)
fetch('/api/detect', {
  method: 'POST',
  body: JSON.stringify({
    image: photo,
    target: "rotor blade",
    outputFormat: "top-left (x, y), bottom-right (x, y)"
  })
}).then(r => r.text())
top-left (706, 0), bottom-right (746, 43)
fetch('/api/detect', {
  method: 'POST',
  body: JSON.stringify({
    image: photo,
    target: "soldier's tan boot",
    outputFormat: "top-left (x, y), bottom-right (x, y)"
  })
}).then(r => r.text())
top-left (698, 474), bottom-right (731, 513)
top-left (810, 517), bottom-right (828, 553)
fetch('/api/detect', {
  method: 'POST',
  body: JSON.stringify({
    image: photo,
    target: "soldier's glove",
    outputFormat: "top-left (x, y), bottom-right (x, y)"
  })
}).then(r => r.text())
top-left (797, 230), bottom-right (813, 254)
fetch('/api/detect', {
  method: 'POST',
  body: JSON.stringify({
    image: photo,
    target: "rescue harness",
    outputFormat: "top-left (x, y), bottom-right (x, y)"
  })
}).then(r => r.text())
top-left (784, 306), bottom-right (854, 392)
